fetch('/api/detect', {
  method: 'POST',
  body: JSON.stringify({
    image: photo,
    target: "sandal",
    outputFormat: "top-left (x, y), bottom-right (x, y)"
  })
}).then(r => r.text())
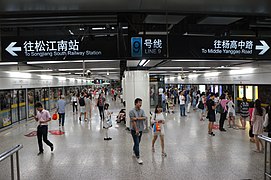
top-left (162, 152), bottom-right (167, 157)
top-left (152, 147), bottom-right (155, 152)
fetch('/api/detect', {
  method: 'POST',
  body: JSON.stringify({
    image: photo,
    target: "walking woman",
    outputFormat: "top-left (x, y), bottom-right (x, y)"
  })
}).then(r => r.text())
top-left (252, 99), bottom-right (265, 153)
top-left (151, 105), bottom-right (167, 157)
top-left (97, 92), bottom-right (106, 121)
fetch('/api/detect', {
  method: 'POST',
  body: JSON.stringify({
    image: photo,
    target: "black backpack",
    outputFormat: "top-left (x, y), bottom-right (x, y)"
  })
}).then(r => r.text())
top-left (79, 97), bottom-right (85, 106)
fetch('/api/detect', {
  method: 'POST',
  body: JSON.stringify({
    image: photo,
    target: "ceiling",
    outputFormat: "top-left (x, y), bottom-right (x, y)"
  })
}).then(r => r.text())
top-left (0, 0), bottom-right (271, 81)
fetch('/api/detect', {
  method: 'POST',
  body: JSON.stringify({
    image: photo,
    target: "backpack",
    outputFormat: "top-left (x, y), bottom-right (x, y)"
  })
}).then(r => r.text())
top-left (79, 97), bottom-right (85, 106)
top-left (216, 103), bottom-right (224, 113)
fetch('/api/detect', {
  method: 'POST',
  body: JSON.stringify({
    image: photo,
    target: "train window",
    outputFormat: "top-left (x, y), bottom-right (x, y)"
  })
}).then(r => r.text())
top-left (0, 90), bottom-right (12, 128)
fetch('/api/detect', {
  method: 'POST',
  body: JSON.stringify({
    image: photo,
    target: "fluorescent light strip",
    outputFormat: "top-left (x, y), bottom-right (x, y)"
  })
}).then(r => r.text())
top-left (90, 68), bottom-right (119, 71)
top-left (39, 75), bottom-right (53, 80)
top-left (24, 69), bottom-right (53, 72)
top-left (155, 67), bottom-right (182, 70)
top-left (27, 60), bottom-right (118, 65)
top-left (57, 77), bottom-right (66, 80)
top-left (59, 69), bottom-right (83, 71)
top-left (229, 68), bottom-right (255, 75)
top-left (204, 72), bottom-right (221, 77)
top-left (92, 27), bottom-right (105, 30)
top-left (6, 71), bottom-right (31, 78)
top-left (172, 59), bottom-right (250, 62)
top-left (188, 67), bottom-right (211, 69)
top-left (143, 60), bottom-right (150, 67)
top-left (0, 62), bottom-right (18, 65)
top-left (139, 59), bottom-right (147, 66)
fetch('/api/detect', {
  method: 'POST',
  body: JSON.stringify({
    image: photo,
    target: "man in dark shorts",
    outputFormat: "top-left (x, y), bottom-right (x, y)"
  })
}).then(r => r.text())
top-left (207, 93), bottom-right (217, 136)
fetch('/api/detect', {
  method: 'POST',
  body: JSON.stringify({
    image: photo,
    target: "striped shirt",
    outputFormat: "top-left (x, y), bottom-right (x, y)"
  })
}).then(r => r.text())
top-left (240, 102), bottom-right (249, 117)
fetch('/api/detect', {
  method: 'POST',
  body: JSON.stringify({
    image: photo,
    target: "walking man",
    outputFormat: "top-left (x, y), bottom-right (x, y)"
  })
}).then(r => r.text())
top-left (57, 95), bottom-right (66, 126)
top-left (129, 98), bottom-right (147, 164)
top-left (35, 102), bottom-right (54, 155)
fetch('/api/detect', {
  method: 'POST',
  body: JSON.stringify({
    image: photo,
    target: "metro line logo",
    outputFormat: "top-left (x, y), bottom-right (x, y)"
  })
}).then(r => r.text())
top-left (131, 37), bottom-right (142, 57)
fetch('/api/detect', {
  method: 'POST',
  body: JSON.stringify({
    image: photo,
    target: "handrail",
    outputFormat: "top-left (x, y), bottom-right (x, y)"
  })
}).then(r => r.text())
top-left (0, 144), bottom-right (23, 180)
top-left (258, 134), bottom-right (271, 143)
top-left (0, 144), bottom-right (23, 162)
top-left (258, 135), bottom-right (271, 180)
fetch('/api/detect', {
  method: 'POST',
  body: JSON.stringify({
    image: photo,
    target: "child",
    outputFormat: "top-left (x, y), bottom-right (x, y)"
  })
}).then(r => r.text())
top-left (104, 103), bottom-right (113, 140)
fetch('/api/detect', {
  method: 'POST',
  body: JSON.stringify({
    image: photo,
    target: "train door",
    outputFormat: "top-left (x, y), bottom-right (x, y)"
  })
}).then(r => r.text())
top-left (19, 89), bottom-right (27, 121)
top-left (0, 90), bottom-right (12, 128)
top-left (28, 89), bottom-right (35, 118)
top-left (11, 90), bottom-right (19, 123)
top-left (43, 88), bottom-right (49, 110)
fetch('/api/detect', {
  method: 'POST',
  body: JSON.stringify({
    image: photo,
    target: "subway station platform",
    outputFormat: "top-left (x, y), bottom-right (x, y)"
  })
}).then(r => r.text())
top-left (0, 99), bottom-right (265, 180)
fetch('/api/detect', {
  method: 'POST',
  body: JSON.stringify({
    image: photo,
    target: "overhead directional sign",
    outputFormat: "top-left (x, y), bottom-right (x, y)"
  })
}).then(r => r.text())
top-left (169, 36), bottom-right (271, 59)
top-left (6, 42), bottom-right (22, 56)
top-left (256, 40), bottom-right (270, 55)
top-left (1, 36), bottom-right (118, 61)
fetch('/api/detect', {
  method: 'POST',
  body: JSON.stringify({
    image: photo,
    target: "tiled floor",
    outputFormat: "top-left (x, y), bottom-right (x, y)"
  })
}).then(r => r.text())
top-left (0, 98), bottom-right (268, 180)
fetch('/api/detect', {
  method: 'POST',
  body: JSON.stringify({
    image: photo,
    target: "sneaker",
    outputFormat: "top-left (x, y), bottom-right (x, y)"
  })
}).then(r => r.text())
top-left (136, 157), bottom-right (143, 164)
top-left (162, 152), bottom-right (167, 157)
top-left (209, 132), bottom-right (215, 136)
top-left (37, 151), bottom-right (43, 156)
top-left (79, 117), bottom-right (81, 121)
top-left (219, 128), bottom-right (227, 132)
top-left (50, 145), bottom-right (54, 152)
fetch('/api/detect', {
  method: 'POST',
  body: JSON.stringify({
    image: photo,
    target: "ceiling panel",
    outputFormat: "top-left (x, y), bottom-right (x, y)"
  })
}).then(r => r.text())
top-left (144, 15), bottom-right (185, 24)
top-left (198, 17), bottom-right (243, 25)
top-left (0, 0), bottom-right (270, 15)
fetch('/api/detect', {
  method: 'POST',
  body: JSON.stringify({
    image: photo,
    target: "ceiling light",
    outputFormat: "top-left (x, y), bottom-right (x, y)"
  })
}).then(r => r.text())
top-left (188, 74), bottom-right (200, 78)
top-left (111, 27), bottom-right (115, 30)
top-left (57, 77), bottom-right (66, 80)
top-left (204, 72), bottom-right (221, 77)
top-left (92, 27), bottom-right (105, 30)
top-left (59, 69), bottom-right (83, 71)
top-left (79, 27), bottom-right (85, 31)
top-left (39, 75), bottom-right (53, 80)
top-left (24, 69), bottom-right (53, 72)
top-left (0, 62), bottom-right (18, 65)
top-left (139, 59), bottom-right (147, 66)
top-left (216, 67), bottom-right (240, 69)
top-left (155, 67), bottom-right (182, 70)
top-left (107, 72), bottom-right (109, 76)
top-left (188, 67), bottom-right (211, 69)
top-left (122, 26), bottom-right (128, 29)
top-left (68, 78), bottom-right (75, 81)
top-left (143, 60), bottom-right (150, 67)
top-left (69, 30), bottom-right (74, 35)
top-left (90, 68), bottom-right (119, 71)
top-left (6, 71), bottom-right (31, 78)
top-left (229, 68), bottom-right (255, 75)
top-left (172, 59), bottom-right (250, 62)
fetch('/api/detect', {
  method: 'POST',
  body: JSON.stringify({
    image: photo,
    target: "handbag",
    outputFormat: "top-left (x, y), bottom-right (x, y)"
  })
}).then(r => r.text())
top-left (52, 113), bottom-right (58, 120)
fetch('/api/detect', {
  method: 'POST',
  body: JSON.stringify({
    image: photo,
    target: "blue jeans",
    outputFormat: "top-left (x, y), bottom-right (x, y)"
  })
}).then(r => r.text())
top-left (180, 104), bottom-right (185, 116)
top-left (162, 101), bottom-right (166, 112)
top-left (58, 113), bottom-right (65, 126)
top-left (131, 130), bottom-right (143, 158)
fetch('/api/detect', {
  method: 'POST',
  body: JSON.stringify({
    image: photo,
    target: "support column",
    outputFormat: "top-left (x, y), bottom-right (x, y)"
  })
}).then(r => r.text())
top-left (124, 71), bottom-right (150, 131)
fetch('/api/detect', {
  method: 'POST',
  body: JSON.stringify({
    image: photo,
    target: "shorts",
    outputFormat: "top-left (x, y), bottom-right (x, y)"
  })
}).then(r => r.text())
top-left (228, 112), bottom-right (235, 117)
top-left (80, 106), bottom-right (86, 113)
top-left (208, 113), bottom-right (216, 122)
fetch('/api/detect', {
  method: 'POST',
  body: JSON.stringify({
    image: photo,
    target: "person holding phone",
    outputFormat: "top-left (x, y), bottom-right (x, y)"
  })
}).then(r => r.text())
top-left (129, 98), bottom-right (146, 164)
top-left (151, 105), bottom-right (167, 157)
top-left (34, 102), bottom-right (54, 156)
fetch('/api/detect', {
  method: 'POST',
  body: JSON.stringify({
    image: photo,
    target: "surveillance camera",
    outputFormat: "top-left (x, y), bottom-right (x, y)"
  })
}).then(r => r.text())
top-left (181, 75), bottom-right (185, 80)
top-left (86, 70), bottom-right (91, 76)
